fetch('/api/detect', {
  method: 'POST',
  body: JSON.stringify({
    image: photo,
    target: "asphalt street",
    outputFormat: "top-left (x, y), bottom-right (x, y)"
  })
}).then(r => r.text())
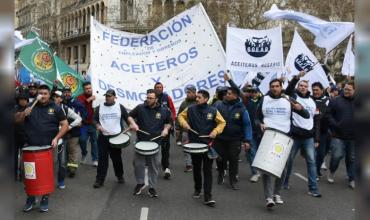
top-left (15, 137), bottom-right (355, 220)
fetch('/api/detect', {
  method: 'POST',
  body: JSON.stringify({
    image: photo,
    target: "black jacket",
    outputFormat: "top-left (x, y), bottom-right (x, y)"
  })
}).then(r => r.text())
top-left (312, 95), bottom-right (330, 135)
top-left (326, 93), bottom-right (354, 140)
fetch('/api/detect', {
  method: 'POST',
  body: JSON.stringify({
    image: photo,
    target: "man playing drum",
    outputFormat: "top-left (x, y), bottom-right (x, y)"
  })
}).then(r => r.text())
top-left (128, 89), bottom-right (172, 198)
top-left (16, 84), bottom-right (69, 212)
top-left (256, 79), bottom-right (309, 208)
top-left (178, 90), bottom-right (226, 207)
top-left (92, 89), bottom-right (131, 188)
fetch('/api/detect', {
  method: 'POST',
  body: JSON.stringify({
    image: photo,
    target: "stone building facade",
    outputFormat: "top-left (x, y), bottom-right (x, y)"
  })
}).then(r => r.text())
top-left (16, 0), bottom-right (354, 75)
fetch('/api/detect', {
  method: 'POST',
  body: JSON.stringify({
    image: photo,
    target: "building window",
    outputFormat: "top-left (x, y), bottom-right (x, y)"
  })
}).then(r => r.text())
top-left (81, 45), bottom-right (86, 63)
top-left (121, 0), bottom-right (134, 21)
top-left (67, 47), bottom-right (71, 64)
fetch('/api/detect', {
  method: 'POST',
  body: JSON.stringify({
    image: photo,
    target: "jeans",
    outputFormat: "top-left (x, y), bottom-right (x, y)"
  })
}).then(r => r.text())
top-left (96, 135), bottom-right (124, 183)
top-left (246, 138), bottom-right (259, 175)
top-left (329, 138), bottom-right (355, 182)
top-left (79, 124), bottom-right (98, 161)
top-left (284, 137), bottom-right (319, 192)
top-left (315, 134), bottom-right (329, 175)
top-left (54, 141), bottom-right (67, 183)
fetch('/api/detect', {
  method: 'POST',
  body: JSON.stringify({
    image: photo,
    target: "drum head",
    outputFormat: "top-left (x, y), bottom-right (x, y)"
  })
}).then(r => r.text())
top-left (109, 133), bottom-right (130, 145)
top-left (23, 145), bottom-right (52, 151)
top-left (183, 143), bottom-right (208, 149)
top-left (135, 141), bottom-right (159, 151)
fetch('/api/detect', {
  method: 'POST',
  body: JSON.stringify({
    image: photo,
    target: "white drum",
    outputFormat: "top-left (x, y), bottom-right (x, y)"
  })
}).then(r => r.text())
top-left (109, 133), bottom-right (130, 148)
top-left (135, 141), bottom-right (159, 155)
top-left (252, 129), bottom-right (293, 178)
top-left (183, 143), bottom-right (208, 154)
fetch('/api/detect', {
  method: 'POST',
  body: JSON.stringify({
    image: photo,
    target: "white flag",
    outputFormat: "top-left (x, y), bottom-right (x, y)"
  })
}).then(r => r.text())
top-left (285, 31), bottom-right (330, 89)
top-left (341, 35), bottom-right (355, 76)
top-left (264, 4), bottom-right (354, 53)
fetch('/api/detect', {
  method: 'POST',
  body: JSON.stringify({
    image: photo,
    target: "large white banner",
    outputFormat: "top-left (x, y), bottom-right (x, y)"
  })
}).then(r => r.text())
top-left (264, 4), bottom-right (354, 53)
top-left (90, 3), bottom-right (226, 110)
top-left (226, 26), bottom-right (284, 87)
top-left (285, 31), bottom-right (329, 89)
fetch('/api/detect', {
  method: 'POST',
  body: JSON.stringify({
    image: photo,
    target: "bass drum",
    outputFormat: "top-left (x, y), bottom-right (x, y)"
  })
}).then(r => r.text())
top-left (252, 129), bottom-right (293, 178)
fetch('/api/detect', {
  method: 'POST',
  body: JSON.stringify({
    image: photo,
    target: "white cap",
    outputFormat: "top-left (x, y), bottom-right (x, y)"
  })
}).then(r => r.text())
top-left (54, 91), bottom-right (62, 97)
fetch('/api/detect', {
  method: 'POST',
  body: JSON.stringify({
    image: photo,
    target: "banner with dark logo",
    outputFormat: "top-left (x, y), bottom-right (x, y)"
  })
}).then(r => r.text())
top-left (285, 31), bottom-right (329, 89)
top-left (226, 26), bottom-right (284, 86)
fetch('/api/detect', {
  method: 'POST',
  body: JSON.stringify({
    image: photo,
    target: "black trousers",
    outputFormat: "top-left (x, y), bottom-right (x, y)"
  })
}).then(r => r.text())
top-left (161, 135), bottom-right (171, 170)
top-left (191, 152), bottom-right (213, 197)
top-left (214, 139), bottom-right (241, 183)
top-left (96, 134), bottom-right (123, 182)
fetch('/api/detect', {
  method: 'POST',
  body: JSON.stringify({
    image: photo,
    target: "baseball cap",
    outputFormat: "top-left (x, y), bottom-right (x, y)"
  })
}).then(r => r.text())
top-left (54, 91), bottom-right (63, 97)
top-left (103, 89), bottom-right (116, 96)
top-left (63, 86), bottom-right (71, 92)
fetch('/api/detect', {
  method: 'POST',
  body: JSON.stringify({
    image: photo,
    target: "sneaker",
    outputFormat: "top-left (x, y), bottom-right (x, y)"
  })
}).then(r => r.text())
top-left (23, 196), bottom-right (36, 212)
top-left (250, 173), bottom-right (261, 183)
top-left (58, 180), bottom-right (66, 189)
top-left (308, 190), bottom-right (322, 198)
top-left (148, 188), bottom-right (158, 198)
top-left (217, 173), bottom-right (224, 185)
top-left (39, 196), bottom-right (49, 212)
top-left (265, 197), bottom-right (275, 208)
top-left (80, 155), bottom-right (87, 164)
top-left (273, 195), bottom-right (284, 204)
top-left (283, 184), bottom-right (290, 190)
top-left (192, 191), bottom-right (201, 199)
top-left (184, 165), bottom-right (193, 172)
top-left (176, 141), bottom-right (182, 146)
top-left (204, 196), bottom-right (216, 207)
top-left (164, 168), bottom-right (171, 179)
top-left (230, 182), bottom-right (240, 190)
top-left (117, 177), bottom-right (125, 184)
top-left (327, 172), bottom-right (335, 183)
top-left (92, 160), bottom-right (98, 167)
top-left (321, 162), bottom-right (327, 170)
top-left (93, 180), bottom-right (104, 188)
top-left (133, 184), bottom-right (146, 195)
top-left (348, 180), bottom-right (355, 189)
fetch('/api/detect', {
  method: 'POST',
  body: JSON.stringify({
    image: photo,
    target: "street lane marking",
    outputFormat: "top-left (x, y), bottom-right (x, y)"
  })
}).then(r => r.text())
top-left (294, 172), bottom-right (308, 182)
top-left (140, 207), bottom-right (149, 220)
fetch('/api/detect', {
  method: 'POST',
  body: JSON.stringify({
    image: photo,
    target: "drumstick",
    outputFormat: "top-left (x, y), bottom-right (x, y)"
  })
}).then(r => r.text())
top-left (30, 94), bottom-right (42, 110)
top-left (122, 127), bottom-right (130, 134)
top-left (282, 94), bottom-right (298, 105)
top-left (150, 135), bottom-right (162, 141)
top-left (137, 129), bottom-right (151, 136)
top-left (188, 128), bottom-right (199, 135)
top-left (199, 135), bottom-right (210, 138)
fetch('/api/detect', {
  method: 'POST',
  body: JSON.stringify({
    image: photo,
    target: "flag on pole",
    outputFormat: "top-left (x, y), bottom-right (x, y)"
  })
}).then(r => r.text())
top-left (264, 4), bottom-right (354, 53)
top-left (18, 31), bottom-right (57, 86)
top-left (341, 35), bottom-right (355, 77)
top-left (54, 55), bottom-right (85, 97)
top-left (285, 30), bottom-right (330, 89)
top-left (15, 31), bottom-right (35, 50)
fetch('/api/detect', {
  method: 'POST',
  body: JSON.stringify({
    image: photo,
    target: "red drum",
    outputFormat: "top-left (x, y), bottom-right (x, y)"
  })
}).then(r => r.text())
top-left (22, 146), bottom-right (54, 196)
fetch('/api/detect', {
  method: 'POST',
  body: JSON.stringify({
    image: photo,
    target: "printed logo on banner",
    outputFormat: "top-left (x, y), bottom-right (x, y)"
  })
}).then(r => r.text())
top-left (251, 72), bottom-right (266, 87)
top-left (294, 53), bottom-right (315, 72)
top-left (61, 73), bottom-right (79, 93)
top-left (24, 162), bottom-right (36, 179)
top-left (32, 50), bottom-right (53, 72)
top-left (245, 36), bottom-right (272, 58)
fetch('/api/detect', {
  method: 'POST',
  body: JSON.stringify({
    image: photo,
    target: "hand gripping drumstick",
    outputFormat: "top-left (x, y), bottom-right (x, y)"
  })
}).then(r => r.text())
top-left (30, 94), bottom-right (42, 110)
